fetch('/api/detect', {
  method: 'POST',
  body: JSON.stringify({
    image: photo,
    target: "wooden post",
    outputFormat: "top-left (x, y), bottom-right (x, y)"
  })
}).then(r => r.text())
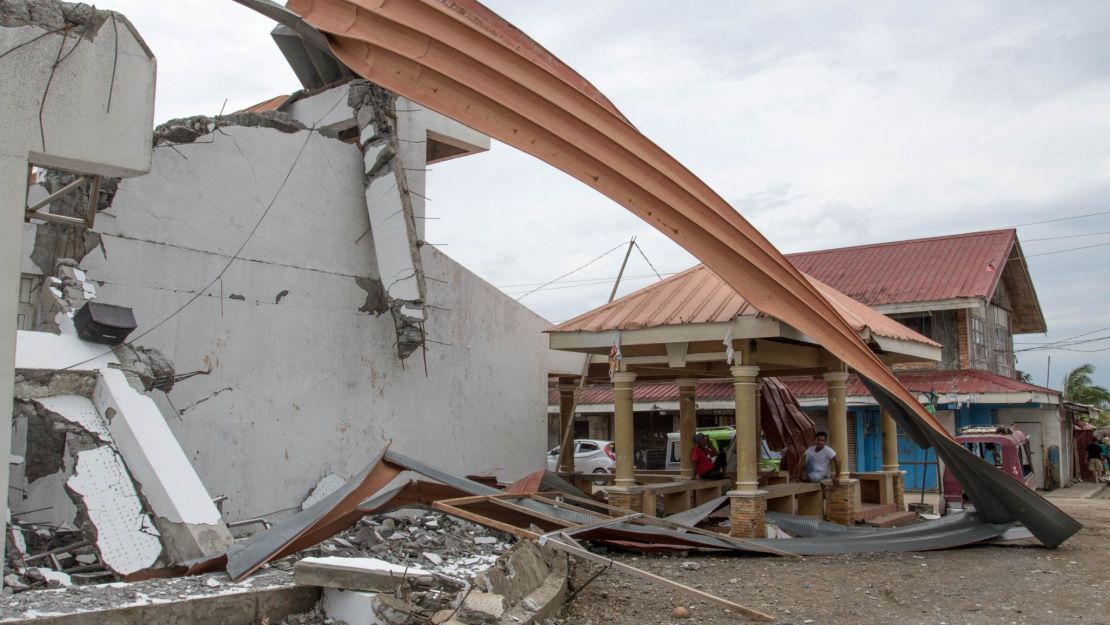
top-left (881, 408), bottom-right (900, 472)
top-left (824, 369), bottom-right (851, 481)
top-left (556, 377), bottom-right (578, 476)
top-left (731, 365), bottom-right (760, 492)
top-left (612, 371), bottom-right (637, 487)
top-left (676, 378), bottom-right (697, 479)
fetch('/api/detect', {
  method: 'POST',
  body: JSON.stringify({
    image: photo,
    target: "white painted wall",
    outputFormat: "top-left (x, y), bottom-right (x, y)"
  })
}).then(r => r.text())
top-left (78, 124), bottom-right (557, 521)
top-left (1, 12), bottom-right (155, 571)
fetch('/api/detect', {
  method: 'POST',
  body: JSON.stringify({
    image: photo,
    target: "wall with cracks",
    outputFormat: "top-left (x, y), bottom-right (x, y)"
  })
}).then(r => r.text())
top-left (62, 112), bottom-right (569, 523)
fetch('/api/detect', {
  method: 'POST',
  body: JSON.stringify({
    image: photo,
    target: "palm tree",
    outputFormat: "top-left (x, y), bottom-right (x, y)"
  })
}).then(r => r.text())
top-left (1062, 364), bottom-right (1110, 408)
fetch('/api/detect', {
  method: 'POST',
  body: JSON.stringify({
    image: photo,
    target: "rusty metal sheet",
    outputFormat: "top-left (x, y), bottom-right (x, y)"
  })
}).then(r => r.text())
top-left (760, 378), bottom-right (816, 482)
top-left (243, 0), bottom-right (1082, 548)
top-left (224, 446), bottom-right (402, 580)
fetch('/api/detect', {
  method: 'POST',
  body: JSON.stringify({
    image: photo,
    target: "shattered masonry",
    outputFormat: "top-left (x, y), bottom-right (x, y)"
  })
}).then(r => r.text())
top-left (349, 81), bottom-right (428, 360)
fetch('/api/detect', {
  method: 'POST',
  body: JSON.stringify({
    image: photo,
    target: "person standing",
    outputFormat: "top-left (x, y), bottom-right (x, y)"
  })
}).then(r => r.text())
top-left (1087, 438), bottom-right (1105, 482)
top-left (802, 431), bottom-right (841, 485)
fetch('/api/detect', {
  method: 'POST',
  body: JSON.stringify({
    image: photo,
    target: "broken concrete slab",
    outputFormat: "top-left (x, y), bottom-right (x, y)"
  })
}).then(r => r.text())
top-left (459, 590), bottom-right (506, 623)
top-left (294, 556), bottom-right (432, 593)
top-left (67, 445), bottom-right (163, 575)
top-left (93, 368), bottom-right (233, 563)
top-left (320, 587), bottom-right (384, 625)
top-left (0, 571), bottom-right (319, 625)
top-left (302, 474), bottom-right (347, 510)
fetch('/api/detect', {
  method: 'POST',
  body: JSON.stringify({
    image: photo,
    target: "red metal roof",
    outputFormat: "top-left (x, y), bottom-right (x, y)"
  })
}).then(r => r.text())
top-left (786, 229), bottom-right (1016, 307)
top-left (780, 370), bottom-right (1058, 399)
top-left (550, 266), bottom-right (939, 347)
top-left (550, 370), bottom-right (1058, 406)
top-left (238, 95), bottom-right (288, 113)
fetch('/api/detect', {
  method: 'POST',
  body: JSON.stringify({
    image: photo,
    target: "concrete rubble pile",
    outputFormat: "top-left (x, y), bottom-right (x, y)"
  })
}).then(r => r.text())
top-left (0, 506), bottom-right (567, 625)
top-left (276, 506), bottom-right (566, 625)
top-left (286, 507), bottom-right (511, 579)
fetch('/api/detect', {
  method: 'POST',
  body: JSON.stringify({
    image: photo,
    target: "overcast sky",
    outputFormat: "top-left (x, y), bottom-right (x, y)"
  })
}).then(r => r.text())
top-left (107, 1), bottom-right (1110, 391)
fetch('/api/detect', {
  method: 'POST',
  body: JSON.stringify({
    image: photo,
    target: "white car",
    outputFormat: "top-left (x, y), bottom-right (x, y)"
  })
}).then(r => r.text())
top-left (546, 439), bottom-right (616, 475)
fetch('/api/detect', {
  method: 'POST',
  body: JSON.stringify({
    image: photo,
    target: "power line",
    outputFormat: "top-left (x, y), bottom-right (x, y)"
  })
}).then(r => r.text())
top-left (498, 271), bottom-right (674, 289)
top-left (1023, 230), bottom-right (1110, 243)
top-left (506, 273), bottom-right (668, 297)
top-left (1015, 325), bottom-right (1110, 346)
top-left (513, 241), bottom-right (631, 301)
top-left (1021, 240), bottom-right (1110, 259)
top-left (633, 241), bottom-right (665, 280)
top-left (1015, 335), bottom-right (1110, 353)
top-left (1013, 209), bottom-right (1110, 228)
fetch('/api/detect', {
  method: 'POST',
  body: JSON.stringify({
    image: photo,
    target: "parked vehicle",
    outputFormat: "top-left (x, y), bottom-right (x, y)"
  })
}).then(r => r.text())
top-left (943, 425), bottom-right (1036, 510)
top-left (546, 439), bottom-right (616, 474)
top-left (664, 427), bottom-right (781, 473)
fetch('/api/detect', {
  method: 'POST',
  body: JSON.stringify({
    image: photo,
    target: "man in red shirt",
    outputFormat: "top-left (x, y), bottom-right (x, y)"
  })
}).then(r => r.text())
top-left (691, 433), bottom-right (727, 479)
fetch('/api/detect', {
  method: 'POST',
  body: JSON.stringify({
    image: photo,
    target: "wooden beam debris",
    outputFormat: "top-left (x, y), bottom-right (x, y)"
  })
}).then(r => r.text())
top-left (544, 531), bottom-right (774, 622)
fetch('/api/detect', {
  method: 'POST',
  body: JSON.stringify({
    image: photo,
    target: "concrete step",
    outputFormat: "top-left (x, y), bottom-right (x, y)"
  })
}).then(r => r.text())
top-left (864, 510), bottom-right (919, 528)
top-left (855, 502), bottom-right (898, 522)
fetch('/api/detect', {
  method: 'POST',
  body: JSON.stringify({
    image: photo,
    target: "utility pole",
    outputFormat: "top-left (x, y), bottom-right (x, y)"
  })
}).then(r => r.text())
top-left (557, 237), bottom-right (638, 477)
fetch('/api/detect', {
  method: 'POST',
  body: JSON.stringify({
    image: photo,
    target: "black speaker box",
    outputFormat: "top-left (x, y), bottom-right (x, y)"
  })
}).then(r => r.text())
top-left (73, 301), bottom-right (137, 345)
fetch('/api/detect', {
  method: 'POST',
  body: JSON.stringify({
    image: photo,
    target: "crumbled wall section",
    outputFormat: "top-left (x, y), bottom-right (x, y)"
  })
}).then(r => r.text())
top-left (18, 395), bottom-right (165, 575)
top-left (0, 1), bottom-right (112, 32)
top-left (153, 111), bottom-right (308, 145)
top-left (28, 173), bottom-right (118, 276)
top-left (349, 81), bottom-right (428, 360)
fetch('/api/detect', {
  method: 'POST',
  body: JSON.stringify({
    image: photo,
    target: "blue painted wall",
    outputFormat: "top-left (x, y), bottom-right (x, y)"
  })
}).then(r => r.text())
top-left (856, 402), bottom-right (1002, 491)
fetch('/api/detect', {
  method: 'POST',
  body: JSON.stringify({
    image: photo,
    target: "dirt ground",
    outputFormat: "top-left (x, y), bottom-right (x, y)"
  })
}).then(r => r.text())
top-left (552, 489), bottom-right (1110, 625)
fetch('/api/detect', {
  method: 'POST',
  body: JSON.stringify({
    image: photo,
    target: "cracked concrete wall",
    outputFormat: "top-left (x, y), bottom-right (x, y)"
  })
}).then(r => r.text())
top-left (1, 0), bottom-right (155, 572)
top-left (71, 120), bottom-right (558, 523)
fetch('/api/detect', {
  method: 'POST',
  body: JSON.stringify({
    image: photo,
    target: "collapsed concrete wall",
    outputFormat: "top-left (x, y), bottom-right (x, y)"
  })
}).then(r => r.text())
top-left (10, 264), bottom-right (233, 576)
top-left (1, 0), bottom-right (157, 572)
top-left (60, 100), bottom-right (560, 523)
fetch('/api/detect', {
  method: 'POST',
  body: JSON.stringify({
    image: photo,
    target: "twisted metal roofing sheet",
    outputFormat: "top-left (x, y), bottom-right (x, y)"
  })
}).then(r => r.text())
top-left (259, 0), bottom-right (1078, 547)
top-left (550, 370), bottom-right (1059, 406)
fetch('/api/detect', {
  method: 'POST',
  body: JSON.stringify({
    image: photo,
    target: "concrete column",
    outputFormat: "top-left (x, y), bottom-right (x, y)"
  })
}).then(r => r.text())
top-left (0, 158), bottom-right (22, 571)
top-left (556, 378), bottom-right (578, 477)
top-left (731, 365), bottom-right (760, 492)
top-left (881, 408), bottom-right (900, 472)
top-left (823, 370), bottom-right (851, 481)
top-left (676, 378), bottom-right (698, 479)
top-left (612, 372), bottom-right (637, 488)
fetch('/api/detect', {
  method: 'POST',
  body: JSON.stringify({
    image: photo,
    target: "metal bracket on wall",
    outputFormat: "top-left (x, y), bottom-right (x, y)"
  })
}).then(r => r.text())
top-left (24, 163), bottom-right (101, 229)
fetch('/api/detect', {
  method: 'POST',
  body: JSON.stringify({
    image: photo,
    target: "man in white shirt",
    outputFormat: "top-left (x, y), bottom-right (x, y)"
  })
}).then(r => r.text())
top-left (802, 431), bottom-right (841, 485)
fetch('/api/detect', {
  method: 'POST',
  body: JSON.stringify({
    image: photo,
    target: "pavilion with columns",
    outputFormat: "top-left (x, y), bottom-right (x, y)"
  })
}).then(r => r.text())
top-left (546, 264), bottom-right (941, 537)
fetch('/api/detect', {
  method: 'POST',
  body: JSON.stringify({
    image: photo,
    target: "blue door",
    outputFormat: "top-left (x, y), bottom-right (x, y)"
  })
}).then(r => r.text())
top-left (856, 408), bottom-right (883, 472)
top-left (897, 431), bottom-right (938, 491)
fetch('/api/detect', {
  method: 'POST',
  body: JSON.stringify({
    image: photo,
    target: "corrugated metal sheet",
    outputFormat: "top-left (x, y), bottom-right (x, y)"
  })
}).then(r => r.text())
top-left (551, 369), bottom-right (1059, 405)
top-left (780, 369), bottom-right (1061, 399)
top-left (238, 94), bottom-right (288, 113)
top-left (786, 229), bottom-right (1015, 307)
top-left (551, 266), bottom-right (939, 347)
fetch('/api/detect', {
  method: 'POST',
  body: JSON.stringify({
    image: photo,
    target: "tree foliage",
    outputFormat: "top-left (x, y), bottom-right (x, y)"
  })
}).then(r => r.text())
top-left (1062, 364), bottom-right (1110, 408)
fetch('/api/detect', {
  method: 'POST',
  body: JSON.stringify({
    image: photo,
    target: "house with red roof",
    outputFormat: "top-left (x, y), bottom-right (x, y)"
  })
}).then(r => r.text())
top-left (549, 229), bottom-right (1071, 491)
